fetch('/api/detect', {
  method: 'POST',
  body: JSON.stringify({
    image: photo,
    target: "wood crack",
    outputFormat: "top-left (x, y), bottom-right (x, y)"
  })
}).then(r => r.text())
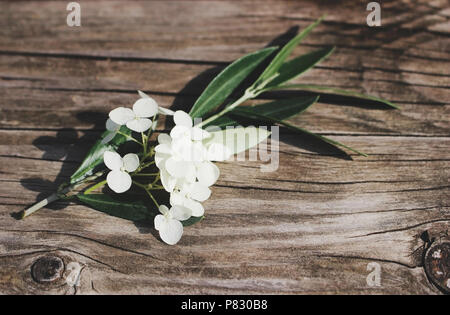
top-left (0, 228), bottom-right (162, 261)
top-left (351, 219), bottom-right (450, 238)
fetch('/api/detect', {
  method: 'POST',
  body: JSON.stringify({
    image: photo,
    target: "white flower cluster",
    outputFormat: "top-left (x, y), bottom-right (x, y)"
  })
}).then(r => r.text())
top-left (102, 93), bottom-right (230, 245)
top-left (154, 111), bottom-right (231, 244)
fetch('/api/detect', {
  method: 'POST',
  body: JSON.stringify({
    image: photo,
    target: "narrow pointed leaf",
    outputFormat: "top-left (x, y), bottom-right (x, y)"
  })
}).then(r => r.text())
top-left (189, 46), bottom-right (278, 119)
top-left (247, 95), bottom-right (319, 120)
top-left (204, 96), bottom-right (319, 128)
top-left (273, 84), bottom-right (399, 109)
top-left (266, 46), bottom-right (335, 88)
top-left (232, 107), bottom-right (368, 156)
top-left (77, 193), bottom-right (151, 221)
top-left (257, 16), bottom-right (324, 84)
top-left (70, 126), bottom-right (131, 184)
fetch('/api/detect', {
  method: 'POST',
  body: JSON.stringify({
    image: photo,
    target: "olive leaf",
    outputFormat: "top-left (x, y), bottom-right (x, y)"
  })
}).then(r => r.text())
top-left (189, 46), bottom-right (278, 119)
top-left (265, 46), bottom-right (335, 88)
top-left (182, 215), bottom-right (204, 227)
top-left (77, 193), bottom-right (151, 221)
top-left (70, 126), bottom-right (131, 184)
top-left (232, 107), bottom-right (368, 156)
top-left (272, 84), bottom-right (399, 109)
top-left (256, 16), bottom-right (324, 85)
top-left (204, 95), bottom-right (319, 128)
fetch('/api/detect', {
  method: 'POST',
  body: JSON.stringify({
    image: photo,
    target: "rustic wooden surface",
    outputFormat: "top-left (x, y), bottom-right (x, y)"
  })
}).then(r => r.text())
top-left (0, 0), bottom-right (449, 294)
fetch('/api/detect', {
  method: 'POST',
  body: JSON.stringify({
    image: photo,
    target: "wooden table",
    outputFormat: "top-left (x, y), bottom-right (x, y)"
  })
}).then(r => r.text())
top-left (0, 0), bottom-right (448, 294)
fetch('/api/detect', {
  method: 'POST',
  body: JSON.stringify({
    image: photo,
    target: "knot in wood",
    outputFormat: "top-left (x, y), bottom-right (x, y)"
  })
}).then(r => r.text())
top-left (31, 256), bottom-right (64, 283)
top-left (424, 242), bottom-right (450, 294)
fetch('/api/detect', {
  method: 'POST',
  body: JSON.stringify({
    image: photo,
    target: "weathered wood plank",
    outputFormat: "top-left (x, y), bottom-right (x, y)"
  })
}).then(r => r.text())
top-left (0, 88), bottom-right (448, 136)
top-left (0, 0), bottom-right (448, 294)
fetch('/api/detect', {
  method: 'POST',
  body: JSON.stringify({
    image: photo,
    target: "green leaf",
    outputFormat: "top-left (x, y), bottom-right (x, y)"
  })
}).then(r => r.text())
top-left (70, 126), bottom-right (131, 184)
top-left (204, 96), bottom-right (319, 128)
top-left (273, 84), bottom-right (399, 109)
top-left (265, 46), bottom-right (335, 88)
top-left (77, 193), bottom-right (151, 221)
top-left (189, 46), bottom-right (278, 119)
top-left (232, 107), bottom-right (368, 156)
top-left (246, 95), bottom-right (319, 120)
top-left (203, 126), bottom-right (272, 155)
top-left (182, 215), bottom-right (204, 227)
top-left (256, 16), bottom-right (324, 85)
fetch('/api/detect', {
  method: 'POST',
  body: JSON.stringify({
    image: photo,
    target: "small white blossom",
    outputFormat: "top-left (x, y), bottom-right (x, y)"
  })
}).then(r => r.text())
top-left (138, 90), bottom-right (174, 116)
top-left (153, 110), bottom-right (230, 235)
top-left (109, 97), bottom-right (158, 133)
top-left (154, 205), bottom-right (191, 245)
top-left (170, 182), bottom-right (211, 217)
top-left (170, 110), bottom-right (210, 141)
top-left (103, 151), bottom-right (139, 193)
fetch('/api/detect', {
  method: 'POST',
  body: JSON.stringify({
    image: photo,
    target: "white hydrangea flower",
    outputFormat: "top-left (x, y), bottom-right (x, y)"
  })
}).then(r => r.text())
top-left (138, 90), bottom-right (174, 116)
top-left (153, 110), bottom-right (231, 229)
top-left (170, 181), bottom-right (212, 217)
top-left (103, 151), bottom-right (139, 193)
top-left (109, 98), bottom-right (159, 133)
top-left (170, 110), bottom-right (210, 141)
top-left (154, 205), bottom-right (191, 245)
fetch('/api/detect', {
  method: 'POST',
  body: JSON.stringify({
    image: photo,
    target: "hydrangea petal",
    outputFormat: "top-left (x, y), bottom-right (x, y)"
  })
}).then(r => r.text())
top-left (154, 143), bottom-right (172, 154)
top-left (158, 218), bottom-right (183, 245)
top-left (122, 153), bottom-right (139, 172)
top-left (154, 214), bottom-right (165, 231)
top-left (133, 98), bottom-right (158, 118)
top-left (183, 198), bottom-right (204, 217)
top-left (109, 107), bottom-right (135, 125)
top-left (170, 191), bottom-right (185, 207)
top-left (158, 133), bottom-right (171, 144)
top-left (174, 110), bottom-right (193, 127)
top-left (106, 170), bottom-right (132, 193)
top-left (191, 126), bottom-right (210, 141)
top-left (170, 205), bottom-right (191, 221)
top-left (155, 152), bottom-right (169, 168)
top-left (190, 142), bottom-right (207, 162)
top-left (165, 157), bottom-right (188, 178)
top-left (189, 182), bottom-right (211, 202)
top-left (160, 169), bottom-right (176, 192)
top-left (126, 118), bottom-right (153, 132)
top-left (158, 205), bottom-right (170, 215)
top-left (103, 151), bottom-right (123, 171)
top-left (170, 125), bottom-right (191, 140)
top-left (185, 163), bottom-right (197, 183)
top-left (197, 161), bottom-right (220, 187)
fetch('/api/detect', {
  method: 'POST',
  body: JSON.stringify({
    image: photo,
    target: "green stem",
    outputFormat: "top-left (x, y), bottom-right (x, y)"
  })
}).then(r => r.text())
top-left (20, 171), bottom-right (105, 219)
top-left (84, 180), bottom-right (107, 194)
top-left (117, 131), bottom-right (143, 146)
top-left (147, 114), bottom-right (157, 139)
top-left (133, 181), bottom-right (159, 208)
top-left (196, 88), bottom-right (256, 127)
top-left (132, 173), bottom-right (159, 177)
top-left (141, 132), bottom-right (148, 154)
top-left (139, 161), bottom-right (155, 170)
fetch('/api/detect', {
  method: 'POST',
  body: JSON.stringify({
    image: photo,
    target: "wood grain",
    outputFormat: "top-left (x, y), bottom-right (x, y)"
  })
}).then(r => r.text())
top-left (0, 0), bottom-right (448, 294)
